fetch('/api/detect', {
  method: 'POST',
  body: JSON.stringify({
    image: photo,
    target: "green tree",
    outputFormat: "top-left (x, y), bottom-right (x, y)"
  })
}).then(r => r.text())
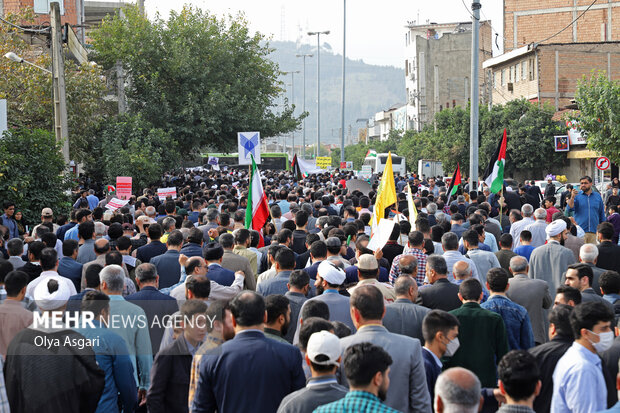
top-left (0, 8), bottom-right (111, 163)
top-left (90, 5), bottom-right (303, 157)
top-left (574, 71), bottom-right (620, 164)
top-left (0, 129), bottom-right (70, 222)
top-left (84, 114), bottom-right (178, 191)
top-left (398, 100), bottom-right (566, 179)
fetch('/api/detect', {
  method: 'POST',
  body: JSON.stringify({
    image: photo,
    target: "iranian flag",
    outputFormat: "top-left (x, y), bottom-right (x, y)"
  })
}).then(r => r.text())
top-left (483, 129), bottom-right (507, 194)
top-left (447, 163), bottom-right (462, 198)
top-left (245, 155), bottom-right (270, 231)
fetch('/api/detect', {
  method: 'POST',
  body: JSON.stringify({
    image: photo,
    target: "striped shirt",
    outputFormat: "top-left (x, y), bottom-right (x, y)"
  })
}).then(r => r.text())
top-left (389, 248), bottom-right (427, 285)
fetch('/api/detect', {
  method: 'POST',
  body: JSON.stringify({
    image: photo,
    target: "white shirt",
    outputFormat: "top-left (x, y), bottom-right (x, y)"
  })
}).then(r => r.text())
top-left (26, 270), bottom-right (77, 299)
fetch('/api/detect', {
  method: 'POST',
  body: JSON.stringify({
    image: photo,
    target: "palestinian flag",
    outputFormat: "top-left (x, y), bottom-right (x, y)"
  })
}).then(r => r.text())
top-left (245, 155), bottom-right (270, 231)
top-left (365, 149), bottom-right (377, 158)
top-left (483, 129), bottom-right (507, 194)
top-left (447, 163), bottom-right (462, 198)
top-left (291, 154), bottom-right (306, 181)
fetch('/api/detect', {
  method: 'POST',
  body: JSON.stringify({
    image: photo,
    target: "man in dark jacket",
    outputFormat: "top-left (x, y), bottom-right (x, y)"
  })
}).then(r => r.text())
top-left (150, 230), bottom-right (184, 288)
top-left (147, 299), bottom-right (208, 413)
top-left (180, 227), bottom-right (204, 258)
top-left (291, 210), bottom-right (309, 255)
top-left (529, 304), bottom-right (574, 413)
top-left (125, 263), bottom-right (179, 354)
top-left (417, 255), bottom-right (461, 312)
top-left (192, 291), bottom-right (305, 412)
top-left (135, 223), bottom-right (168, 263)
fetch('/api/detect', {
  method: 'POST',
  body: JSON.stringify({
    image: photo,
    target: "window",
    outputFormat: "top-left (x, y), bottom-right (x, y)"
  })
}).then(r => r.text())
top-left (528, 58), bottom-right (535, 80)
top-left (405, 60), bottom-right (409, 76)
top-left (34, 0), bottom-right (64, 14)
top-left (515, 63), bottom-right (520, 82)
top-left (522, 61), bottom-right (527, 80)
top-left (501, 69), bottom-right (506, 86)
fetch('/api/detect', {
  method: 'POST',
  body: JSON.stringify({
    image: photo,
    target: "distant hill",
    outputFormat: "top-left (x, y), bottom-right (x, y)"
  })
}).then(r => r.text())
top-left (267, 40), bottom-right (404, 146)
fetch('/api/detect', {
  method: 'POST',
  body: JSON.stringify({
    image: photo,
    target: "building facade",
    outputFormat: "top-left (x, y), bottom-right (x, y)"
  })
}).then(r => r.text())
top-left (404, 21), bottom-right (492, 131)
top-left (484, 42), bottom-right (620, 181)
top-left (504, 0), bottom-right (620, 52)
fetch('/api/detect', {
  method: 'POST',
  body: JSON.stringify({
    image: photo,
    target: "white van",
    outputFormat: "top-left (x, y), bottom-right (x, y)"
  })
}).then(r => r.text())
top-left (362, 153), bottom-right (407, 175)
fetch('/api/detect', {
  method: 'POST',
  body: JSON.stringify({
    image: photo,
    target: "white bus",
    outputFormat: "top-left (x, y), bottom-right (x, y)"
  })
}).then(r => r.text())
top-left (362, 153), bottom-right (407, 175)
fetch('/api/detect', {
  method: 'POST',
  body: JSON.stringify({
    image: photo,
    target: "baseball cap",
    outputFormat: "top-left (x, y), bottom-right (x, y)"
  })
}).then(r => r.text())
top-left (318, 260), bottom-right (346, 285)
top-left (325, 237), bottom-right (342, 248)
top-left (306, 331), bottom-right (341, 366)
top-left (357, 254), bottom-right (378, 271)
top-left (41, 208), bottom-right (53, 217)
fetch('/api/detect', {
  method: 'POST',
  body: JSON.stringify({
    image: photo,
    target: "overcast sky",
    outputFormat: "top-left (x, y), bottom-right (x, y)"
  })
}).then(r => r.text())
top-left (143, 0), bottom-right (503, 68)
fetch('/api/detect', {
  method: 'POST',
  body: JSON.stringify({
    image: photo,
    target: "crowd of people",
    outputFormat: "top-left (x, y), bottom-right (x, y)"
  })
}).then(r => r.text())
top-left (0, 167), bottom-right (619, 413)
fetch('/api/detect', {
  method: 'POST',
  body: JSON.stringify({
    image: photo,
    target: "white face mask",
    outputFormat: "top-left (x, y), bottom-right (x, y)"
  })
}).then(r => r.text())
top-left (444, 337), bottom-right (460, 357)
top-left (588, 330), bottom-right (614, 353)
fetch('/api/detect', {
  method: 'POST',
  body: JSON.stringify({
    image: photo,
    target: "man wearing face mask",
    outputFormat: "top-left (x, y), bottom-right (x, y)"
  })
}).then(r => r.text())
top-left (421, 310), bottom-right (460, 406)
top-left (529, 219), bottom-right (576, 291)
top-left (551, 301), bottom-right (615, 412)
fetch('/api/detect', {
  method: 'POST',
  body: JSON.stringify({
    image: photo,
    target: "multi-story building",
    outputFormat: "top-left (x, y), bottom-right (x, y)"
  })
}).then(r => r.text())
top-left (404, 21), bottom-right (492, 131)
top-left (504, 0), bottom-right (620, 52)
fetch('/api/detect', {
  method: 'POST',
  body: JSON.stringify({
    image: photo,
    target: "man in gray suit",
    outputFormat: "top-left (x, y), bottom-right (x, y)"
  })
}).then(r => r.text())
top-left (339, 284), bottom-right (432, 413)
top-left (579, 243), bottom-right (605, 296)
top-left (220, 233), bottom-right (256, 290)
top-left (528, 219), bottom-right (575, 291)
top-left (507, 256), bottom-right (552, 345)
top-left (383, 276), bottom-right (430, 343)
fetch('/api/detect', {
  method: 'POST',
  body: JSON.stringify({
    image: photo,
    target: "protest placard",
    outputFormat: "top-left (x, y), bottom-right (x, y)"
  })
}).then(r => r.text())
top-left (105, 198), bottom-right (129, 211)
top-left (116, 177), bottom-right (132, 200)
top-left (157, 187), bottom-right (177, 201)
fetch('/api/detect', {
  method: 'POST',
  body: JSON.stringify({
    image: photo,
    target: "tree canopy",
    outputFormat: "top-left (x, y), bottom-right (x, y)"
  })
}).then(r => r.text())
top-left (574, 71), bottom-right (620, 165)
top-left (338, 99), bottom-right (567, 179)
top-left (89, 5), bottom-right (304, 157)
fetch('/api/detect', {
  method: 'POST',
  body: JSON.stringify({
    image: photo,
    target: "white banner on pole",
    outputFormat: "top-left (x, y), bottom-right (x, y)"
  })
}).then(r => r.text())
top-left (238, 132), bottom-right (261, 165)
top-left (0, 100), bottom-right (6, 138)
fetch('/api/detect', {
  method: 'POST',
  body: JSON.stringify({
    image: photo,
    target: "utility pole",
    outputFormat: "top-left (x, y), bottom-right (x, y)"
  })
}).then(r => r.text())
top-left (50, 2), bottom-right (70, 165)
top-left (308, 30), bottom-right (330, 158)
top-left (296, 53), bottom-right (313, 159)
top-left (340, 0), bottom-right (346, 164)
top-left (283, 71), bottom-right (300, 157)
top-left (469, 0), bottom-right (481, 189)
top-left (137, 0), bottom-right (145, 15)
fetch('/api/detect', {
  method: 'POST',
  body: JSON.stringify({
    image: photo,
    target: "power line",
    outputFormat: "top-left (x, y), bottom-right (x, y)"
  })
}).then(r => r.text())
top-left (460, 0), bottom-right (479, 21)
top-left (533, 0), bottom-right (598, 45)
top-left (0, 17), bottom-right (50, 34)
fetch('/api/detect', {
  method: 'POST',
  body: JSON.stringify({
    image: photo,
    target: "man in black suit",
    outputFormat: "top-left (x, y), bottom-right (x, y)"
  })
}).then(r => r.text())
top-left (526, 180), bottom-right (543, 209)
top-left (135, 223), bottom-right (167, 263)
top-left (416, 255), bottom-right (462, 311)
top-left (147, 299), bottom-right (208, 413)
top-left (597, 222), bottom-right (620, 273)
top-left (529, 304), bottom-right (574, 413)
top-left (192, 291), bottom-right (305, 412)
top-left (125, 263), bottom-right (179, 354)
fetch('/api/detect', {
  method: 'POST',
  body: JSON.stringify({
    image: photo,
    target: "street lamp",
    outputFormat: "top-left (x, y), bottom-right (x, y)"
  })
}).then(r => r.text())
top-left (4, 52), bottom-right (52, 74)
top-left (296, 53), bottom-right (313, 159)
top-left (282, 70), bottom-right (300, 157)
top-left (307, 30), bottom-right (330, 158)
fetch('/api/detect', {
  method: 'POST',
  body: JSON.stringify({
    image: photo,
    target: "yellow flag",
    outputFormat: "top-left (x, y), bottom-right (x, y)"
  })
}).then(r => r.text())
top-left (372, 152), bottom-right (397, 230)
top-left (407, 183), bottom-right (417, 225)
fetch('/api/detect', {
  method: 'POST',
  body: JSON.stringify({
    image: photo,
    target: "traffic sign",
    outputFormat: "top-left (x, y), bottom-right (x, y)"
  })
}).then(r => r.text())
top-left (596, 156), bottom-right (610, 171)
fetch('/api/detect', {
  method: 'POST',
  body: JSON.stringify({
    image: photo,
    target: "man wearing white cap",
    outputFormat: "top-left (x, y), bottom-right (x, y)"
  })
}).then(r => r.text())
top-left (5, 276), bottom-right (105, 412)
top-left (296, 259), bottom-right (356, 333)
top-left (32, 207), bottom-right (59, 237)
top-left (528, 219), bottom-right (576, 291)
top-left (348, 254), bottom-right (396, 304)
top-left (277, 331), bottom-right (348, 413)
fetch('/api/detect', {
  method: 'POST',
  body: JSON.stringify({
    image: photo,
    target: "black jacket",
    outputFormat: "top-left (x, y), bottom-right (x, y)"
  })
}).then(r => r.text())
top-left (597, 241), bottom-right (620, 273)
top-left (146, 336), bottom-right (193, 413)
top-left (416, 278), bottom-right (462, 312)
top-left (529, 335), bottom-right (573, 413)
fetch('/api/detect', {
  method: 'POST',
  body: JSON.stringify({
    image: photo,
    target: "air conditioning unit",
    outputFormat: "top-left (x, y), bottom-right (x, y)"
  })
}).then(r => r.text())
top-left (507, 82), bottom-right (514, 92)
